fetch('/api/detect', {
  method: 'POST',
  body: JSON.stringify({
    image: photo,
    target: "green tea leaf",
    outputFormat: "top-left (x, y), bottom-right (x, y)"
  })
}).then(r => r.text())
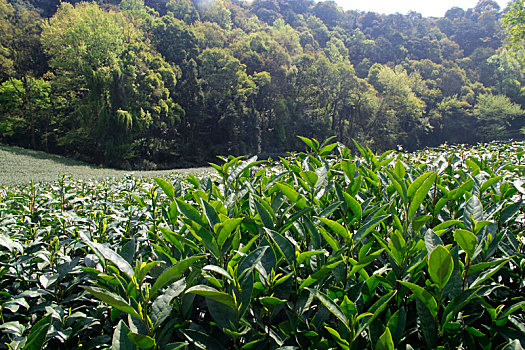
top-left (342, 192), bottom-right (362, 221)
top-left (375, 328), bottom-right (394, 350)
top-left (386, 307), bottom-right (406, 346)
top-left (127, 333), bottom-right (156, 349)
top-left (470, 260), bottom-right (508, 288)
top-left (408, 172), bottom-right (436, 221)
top-left (254, 198), bottom-right (274, 229)
top-left (82, 286), bottom-right (141, 320)
top-left (267, 229), bottom-right (295, 265)
top-left (453, 229), bottom-right (477, 257)
top-left (316, 217), bottom-right (350, 241)
top-left (298, 136), bottom-right (317, 152)
top-left (319, 226), bottom-right (339, 251)
top-left (428, 245), bottom-right (454, 290)
top-left (22, 315), bottom-right (51, 350)
top-left (356, 291), bottom-right (396, 337)
top-left (306, 288), bottom-right (349, 331)
top-left (227, 156), bottom-right (260, 184)
top-left (176, 198), bottom-right (205, 226)
top-left (300, 171), bottom-right (318, 188)
top-left (201, 199), bottom-right (220, 229)
top-left (464, 196), bottom-right (483, 230)
top-left (151, 256), bottom-right (205, 297)
top-left (325, 327), bottom-right (350, 350)
top-left (112, 320), bottom-right (136, 350)
top-left (151, 278), bottom-right (186, 326)
top-left (216, 217), bottom-right (243, 247)
top-left (275, 183), bottom-right (307, 209)
top-left (260, 296), bottom-right (287, 306)
top-left (398, 281), bottom-right (437, 319)
top-left (186, 285), bottom-right (236, 310)
top-left (319, 142), bottom-right (338, 156)
top-left (296, 250), bottom-right (326, 265)
top-left (154, 177), bottom-right (175, 200)
top-left (299, 260), bottom-right (343, 289)
top-left (81, 235), bottom-right (134, 279)
top-left (355, 214), bottom-right (390, 242)
top-left (424, 229), bottom-right (444, 257)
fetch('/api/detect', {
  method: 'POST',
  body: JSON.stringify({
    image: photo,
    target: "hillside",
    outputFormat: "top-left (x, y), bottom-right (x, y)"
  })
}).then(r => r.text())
top-left (1, 0), bottom-right (525, 168)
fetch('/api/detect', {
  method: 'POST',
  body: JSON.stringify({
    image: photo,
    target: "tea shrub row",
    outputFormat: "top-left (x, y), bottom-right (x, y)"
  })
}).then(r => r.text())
top-left (0, 138), bottom-right (524, 349)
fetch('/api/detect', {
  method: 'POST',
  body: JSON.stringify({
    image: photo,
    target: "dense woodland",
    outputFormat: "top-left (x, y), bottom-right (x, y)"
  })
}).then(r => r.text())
top-left (1, 0), bottom-right (525, 168)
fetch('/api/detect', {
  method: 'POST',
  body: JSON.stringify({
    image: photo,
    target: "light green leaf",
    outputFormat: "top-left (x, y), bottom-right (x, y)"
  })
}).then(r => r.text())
top-left (316, 217), bottom-right (350, 241)
top-left (408, 172), bottom-right (436, 221)
top-left (428, 245), bottom-right (454, 290)
top-left (151, 256), bottom-right (205, 298)
top-left (186, 285), bottom-right (236, 310)
top-left (154, 177), bottom-right (174, 200)
top-left (375, 328), bottom-right (394, 350)
top-left (216, 217), bottom-right (243, 247)
top-left (296, 250), bottom-right (325, 265)
top-left (453, 229), bottom-right (477, 257)
top-left (127, 333), bottom-right (156, 349)
top-left (275, 183), bottom-right (307, 209)
top-left (300, 171), bottom-right (318, 188)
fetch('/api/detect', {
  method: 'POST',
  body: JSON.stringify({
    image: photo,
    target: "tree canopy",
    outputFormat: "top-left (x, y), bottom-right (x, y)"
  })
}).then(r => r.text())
top-left (0, 0), bottom-right (524, 168)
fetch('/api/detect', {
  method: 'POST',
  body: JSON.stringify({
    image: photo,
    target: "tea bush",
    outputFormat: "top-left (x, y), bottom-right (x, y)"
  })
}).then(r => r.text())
top-left (0, 138), bottom-right (524, 349)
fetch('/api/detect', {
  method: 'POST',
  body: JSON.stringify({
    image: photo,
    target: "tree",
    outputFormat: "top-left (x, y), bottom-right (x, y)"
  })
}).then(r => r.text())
top-left (473, 93), bottom-right (524, 141)
top-left (41, 2), bottom-right (182, 166)
top-left (368, 64), bottom-right (428, 150)
top-left (166, 0), bottom-right (199, 23)
top-left (502, 0), bottom-right (525, 62)
top-left (197, 48), bottom-right (256, 156)
top-left (0, 77), bottom-right (50, 149)
top-left (0, 0), bottom-right (15, 81)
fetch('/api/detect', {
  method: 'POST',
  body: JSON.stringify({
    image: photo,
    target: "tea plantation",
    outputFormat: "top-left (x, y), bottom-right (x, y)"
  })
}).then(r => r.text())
top-left (0, 138), bottom-right (524, 349)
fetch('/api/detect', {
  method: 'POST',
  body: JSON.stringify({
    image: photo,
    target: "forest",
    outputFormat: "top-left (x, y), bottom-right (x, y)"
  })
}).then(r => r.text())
top-left (1, 0), bottom-right (525, 168)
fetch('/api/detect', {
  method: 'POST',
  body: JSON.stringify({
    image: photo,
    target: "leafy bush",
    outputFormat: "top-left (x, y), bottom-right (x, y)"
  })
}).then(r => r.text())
top-left (0, 138), bottom-right (524, 349)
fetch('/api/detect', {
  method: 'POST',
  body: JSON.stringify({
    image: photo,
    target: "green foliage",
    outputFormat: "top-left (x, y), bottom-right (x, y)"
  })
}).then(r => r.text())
top-left (1, 0), bottom-right (523, 167)
top-left (1, 139), bottom-right (525, 349)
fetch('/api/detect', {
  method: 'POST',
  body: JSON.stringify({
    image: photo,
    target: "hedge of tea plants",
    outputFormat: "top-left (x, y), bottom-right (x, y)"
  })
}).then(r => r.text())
top-left (0, 138), bottom-right (524, 349)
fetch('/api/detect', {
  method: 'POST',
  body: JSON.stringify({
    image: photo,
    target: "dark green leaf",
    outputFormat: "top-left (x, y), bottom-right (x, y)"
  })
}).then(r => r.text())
top-left (22, 315), bottom-right (51, 350)
top-left (151, 278), bottom-right (186, 326)
top-left (82, 286), bottom-right (141, 320)
top-left (306, 288), bottom-right (349, 331)
top-left (398, 281), bottom-right (437, 318)
top-left (112, 320), bottom-right (136, 350)
top-left (355, 214), bottom-right (390, 242)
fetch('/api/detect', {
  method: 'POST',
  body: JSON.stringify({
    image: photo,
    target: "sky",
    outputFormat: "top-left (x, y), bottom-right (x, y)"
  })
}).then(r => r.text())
top-left (333, 0), bottom-right (510, 18)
